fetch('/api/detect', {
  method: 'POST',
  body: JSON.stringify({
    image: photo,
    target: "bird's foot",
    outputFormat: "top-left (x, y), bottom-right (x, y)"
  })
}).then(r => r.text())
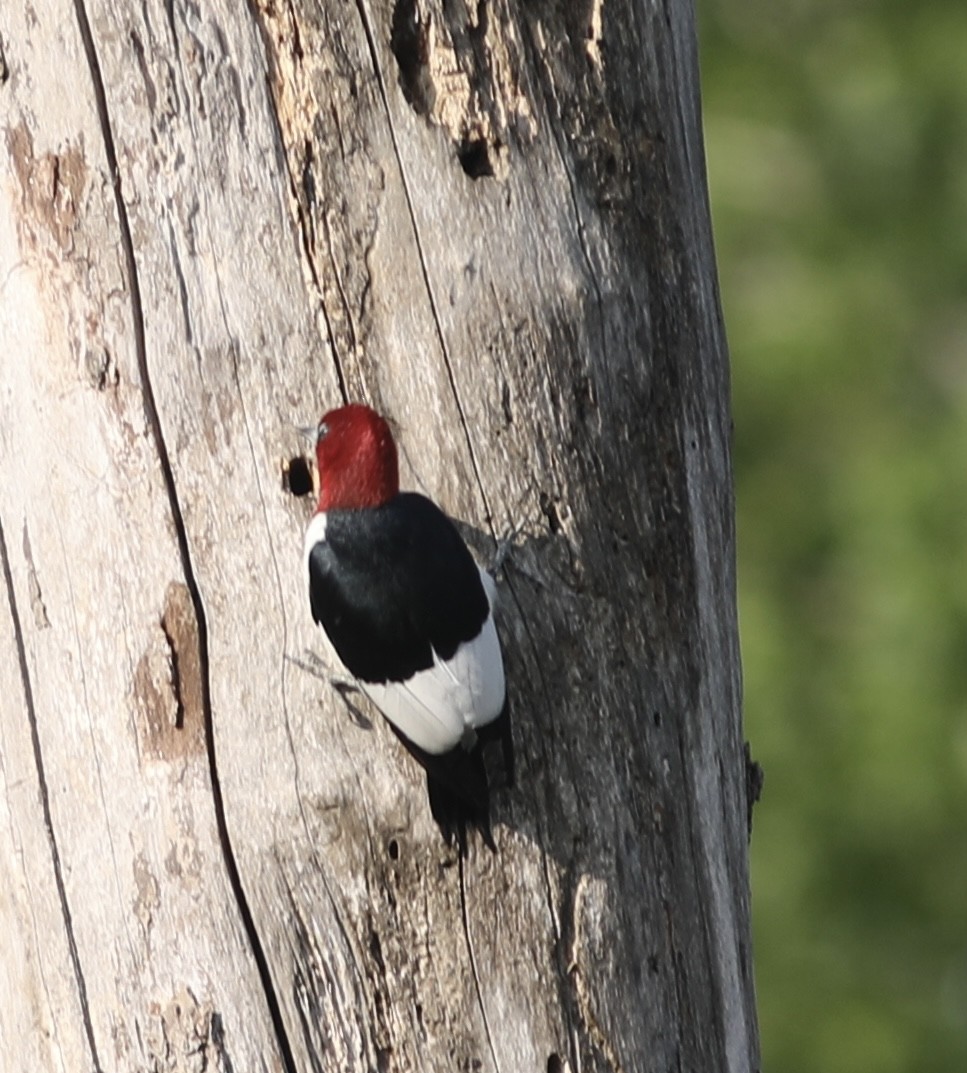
top-left (286, 648), bottom-right (347, 684)
top-left (490, 523), bottom-right (525, 578)
top-left (287, 651), bottom-right (372, 729)
top-left (331, 680), bottom-right (372, 729)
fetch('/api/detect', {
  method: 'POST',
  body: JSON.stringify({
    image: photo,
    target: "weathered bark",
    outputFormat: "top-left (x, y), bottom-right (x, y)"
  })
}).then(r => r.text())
top-left (0, 1), bottom-right (757, 1071)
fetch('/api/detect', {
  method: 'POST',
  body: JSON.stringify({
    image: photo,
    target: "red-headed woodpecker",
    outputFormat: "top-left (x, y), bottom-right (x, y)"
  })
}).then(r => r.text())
top-left (303, 403), bottom-right (513, 851)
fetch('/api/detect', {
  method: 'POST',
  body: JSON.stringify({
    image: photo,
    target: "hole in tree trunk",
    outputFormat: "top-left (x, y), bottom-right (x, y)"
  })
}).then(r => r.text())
top-left (458, 137), bottom-right (495, 179)
top-left (283, 456), bottom-right (313, 497)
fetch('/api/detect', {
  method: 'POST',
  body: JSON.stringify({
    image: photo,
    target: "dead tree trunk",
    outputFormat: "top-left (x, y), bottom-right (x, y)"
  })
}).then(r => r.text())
top-left (0, 1), bottom-right (758, 1070)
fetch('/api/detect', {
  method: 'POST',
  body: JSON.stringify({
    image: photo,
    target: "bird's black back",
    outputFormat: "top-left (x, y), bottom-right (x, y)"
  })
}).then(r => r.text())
top-left (307, 492), bottom-right (489, 685)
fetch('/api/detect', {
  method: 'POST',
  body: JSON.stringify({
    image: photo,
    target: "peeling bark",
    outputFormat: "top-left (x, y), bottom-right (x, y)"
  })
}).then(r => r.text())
top-left (0, 1), bottom-right (759, 1071)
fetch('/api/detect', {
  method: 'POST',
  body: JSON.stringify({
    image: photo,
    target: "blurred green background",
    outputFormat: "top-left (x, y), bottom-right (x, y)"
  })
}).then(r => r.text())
top-left (697, 1), bottom-right (967, 1069)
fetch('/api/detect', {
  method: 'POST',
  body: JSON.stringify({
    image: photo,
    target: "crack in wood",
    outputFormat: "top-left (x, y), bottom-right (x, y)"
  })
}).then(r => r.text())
top-left (247, 0), bottom-right (354, 403)
top-left (20, 523), bottom-right (50, 630)
top-left (0, 511), bottom-right (104, 1073)
top-left (159, 582), bottom-right (195, 734)
top-left (673, 722), bottom-right (729, 1061)
top-left (519, 21), bottom-right (612, 382)
top-left (567, 874), bottom-right (625, 1073)
top-left (166, 218), bottom-right (196, 346)
top-left (278, 864), bottom-right (385, 1072)
top-left (69, 0), bottom-right (298, 1068)
top-left (458, 853), bottom-right (501, 1073)
top-left (355, 0), bottom-right (496, 538)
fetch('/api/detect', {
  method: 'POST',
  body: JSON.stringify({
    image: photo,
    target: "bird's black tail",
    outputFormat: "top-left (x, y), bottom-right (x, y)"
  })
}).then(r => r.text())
top-left (426, 762), bottom-right (495, 855)
top-left (393, 700), bottom-right (513, 855)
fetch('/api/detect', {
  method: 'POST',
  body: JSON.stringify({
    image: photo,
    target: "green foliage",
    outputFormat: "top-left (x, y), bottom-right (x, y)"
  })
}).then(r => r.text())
top-left (698, 0), bottom-right (967, 1068)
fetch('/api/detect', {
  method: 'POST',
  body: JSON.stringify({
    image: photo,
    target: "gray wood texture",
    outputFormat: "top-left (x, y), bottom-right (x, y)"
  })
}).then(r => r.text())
top-left (0, 1), bottom-right (759, 1070)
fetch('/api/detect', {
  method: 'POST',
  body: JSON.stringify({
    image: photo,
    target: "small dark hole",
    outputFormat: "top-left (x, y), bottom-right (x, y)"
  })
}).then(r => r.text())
top-left (653, 710), bottom-right (662, 727)
top-left (391, 0), bottom-right (432, 116)
top-left (388, 838), bottom-right (400, 860)
top-left (369, 929), bottom-right (385, 972)
top-left (302, 139), bottom-right (316, 206)
top-left (539, 491), bottom-right (562, 534)
top-left (648, 953), bottom-right (659, 974)
top-left (458, 137), bottom-right (494, 179)
top-left (284, 456), bottom-right (313, 497)
top-left (547, 1054), bottom-right (565, 1073)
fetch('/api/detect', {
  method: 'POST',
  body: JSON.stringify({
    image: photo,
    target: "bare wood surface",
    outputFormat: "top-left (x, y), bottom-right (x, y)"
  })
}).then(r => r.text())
top-left (0, 1), bottom-right (758, 1071)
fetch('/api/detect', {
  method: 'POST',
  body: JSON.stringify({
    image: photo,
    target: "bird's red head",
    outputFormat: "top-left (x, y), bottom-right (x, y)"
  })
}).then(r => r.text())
top-left (313, 404), bottom-right (400, 512)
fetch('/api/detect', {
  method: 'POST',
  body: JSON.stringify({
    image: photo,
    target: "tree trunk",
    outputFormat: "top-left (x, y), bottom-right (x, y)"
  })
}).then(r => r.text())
top-left (0, 1), bottom-right (758, 1070)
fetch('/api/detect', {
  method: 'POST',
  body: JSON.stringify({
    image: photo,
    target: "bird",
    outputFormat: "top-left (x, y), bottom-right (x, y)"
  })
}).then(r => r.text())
top-left (302, 403), bottom-right (513, 851)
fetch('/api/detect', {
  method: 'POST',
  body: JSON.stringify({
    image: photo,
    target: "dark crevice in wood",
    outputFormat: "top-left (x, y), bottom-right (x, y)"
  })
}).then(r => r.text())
top-left (318, 203), bottom-right (364, 385)
top-left (129, 29), bottom-right (156, 113)
top-left (457, 853), bottom-right (501, 1073)
top-left (223, 339), bottom-right (346, 960)
top-left (49, 512), bottom-right (137, 960)
top-left (353, 0), bottom-right (496, 537)
top-left (500, 574), bottom-right (588, 1073)
top-left (518, 17), bottom-right (611, 377)
top-left (245, 0), bottom-right (349, 405)
top-left (69, 3), bottom-right (298, 1070)
top-left (673, 723), bottom-right (728, 1063)
top-left (159, 611), bottom-right (186, 732)
top-left (21, 523), bottom-right (50, 630)
top-left (278, 861), bottom-right (385, 1071)
top-left (496, 569), bottom-right (585, 1070)
top-left (0, 513), bottom-right (104, 1073)
top-left (291, 151), bottom-right (349, 403)
top-left (390, 0), bottom-right (433, 117)
top-left (289, 165), bottom-right (351, 404)
top-left (166, 218), bottom-right (195, 346)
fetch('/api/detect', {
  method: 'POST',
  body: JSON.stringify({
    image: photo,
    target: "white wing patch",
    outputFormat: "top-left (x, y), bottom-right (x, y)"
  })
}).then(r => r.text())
top-left (304, 512), bottom-right (328, 575)
top-left (360, 567), bottom-right (505, 755)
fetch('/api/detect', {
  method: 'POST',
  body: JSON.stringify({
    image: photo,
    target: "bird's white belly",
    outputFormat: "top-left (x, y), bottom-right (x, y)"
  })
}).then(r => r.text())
top-left (362, 616), bottom-right (505, 755)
